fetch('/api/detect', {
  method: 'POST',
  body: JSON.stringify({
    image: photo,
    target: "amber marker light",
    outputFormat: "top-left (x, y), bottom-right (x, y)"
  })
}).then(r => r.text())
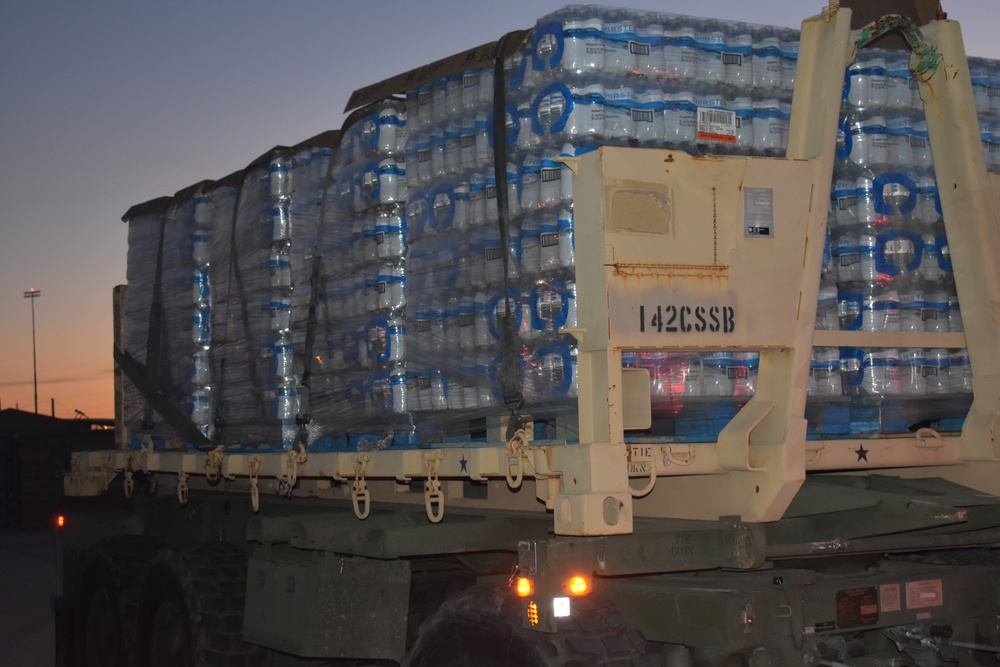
top-left (566, 575), bottom-right (589, 596)
top-left (515, 576), bottom-right (535, 597)
top-left (527, 600), bottom-right (540, 626)
top-left (55, 515), bottom-right (66, 529)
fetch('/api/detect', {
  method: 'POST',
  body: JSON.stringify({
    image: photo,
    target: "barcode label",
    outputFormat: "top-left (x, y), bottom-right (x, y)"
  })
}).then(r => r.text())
top-left (839, 253), bottom-right (860, 266)
top-left (910, 137), bottom-right (926, 149)
top-left (463, 72), bottom-right (480, 89)
top-left (486, 185), bottom-right (497, 199)
top-left (485, 247), bottom-right (502, 261)
top-left (541, 167), bottom-right (561, 182)
top-left (697, 107), bottom-right (737, 143)
top-left (540, 232), bottom-right (559, 247)
top-left (417, 149), bottom-right (431, 163)
top-left (629, 41), bottom-right (650, 56)
top-left (460, 135), bottom-right (475, 148)
top-left (722, 53), bottom-right (742, 66)
top-left (837, 196), bottom-right (857, 210)
top-left (632, 109), bottom-right (654, 123)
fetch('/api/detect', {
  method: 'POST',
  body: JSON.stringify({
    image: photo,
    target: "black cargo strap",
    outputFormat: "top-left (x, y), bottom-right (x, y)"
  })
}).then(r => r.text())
top-left (492, 32), bottom-right (524, 441)
top-left (116, 346), bottom-right (213, 451)
top-left (141, 211), bottom-right (168, 431)
top-left (299, 151), bottom-right (337, 438)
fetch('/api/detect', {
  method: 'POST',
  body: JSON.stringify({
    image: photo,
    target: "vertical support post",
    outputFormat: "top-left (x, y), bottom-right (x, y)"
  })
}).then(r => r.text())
top-left (113, 285), bottom-right (128, 449)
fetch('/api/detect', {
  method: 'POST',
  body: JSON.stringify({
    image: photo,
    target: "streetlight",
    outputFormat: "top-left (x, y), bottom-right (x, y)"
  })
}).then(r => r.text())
top-left (23, 288), bottom-right (41, 414)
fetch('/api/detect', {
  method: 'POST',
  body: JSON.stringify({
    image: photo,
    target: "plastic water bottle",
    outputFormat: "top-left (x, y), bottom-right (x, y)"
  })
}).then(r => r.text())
top-left (694, 19), bottom-right (726, 84)
top-left (861, 347), bottom-right (900, 397)
top-left (897, 272), bottom-right (926, 333)
top-left (731, 97), bottom-right (754, 155)
top-left (815, 276), bottom-right (839, 330)
top-left (565, 84), bottom-right (606, 141)
top-left (663, 19), bottom-right (698, 81)
top-left (779, 29), bottom-right (799, 90)
top-left (725, 24), bottom-right (754, 88)
top-left (376, 205), bottom-right (406, 260)
top-left (538, 148), bottom-right (562, 209)
top-left (885, 57), bottom-right (916, 110)
top-left (898, 348), bottom-right (926, 395)
top-left (634, 18), bottom-right (664, 79)
top-left (539, 214), bottom-right (560, 273)
top-left (275, 380), bottom-right (299, 420)
top-left (633, 88), bottom-right (665, 147)
top-left (389, 365), bottom-right (408, 414)
top-left (190, 386), bottom-right (213, 435)
top-left (732, 352), bottom-right (759, 397)
top-left (468, 229), bottom-right (485, 288)
top-left (603, 11), bottom-right (637, 76)
top-left (752, 98), bottom-right (784, 156)
top-left (191, 308), bottom-right (212, 345)
top-left (840, 347), bottom-right (864, 397)
top-left (861, 280), bottom-right (900, 333)
top-left (562, 12), bottom-right (605, 75)
top-left (520, 215), bottom-right (541, 277)
top-left (560, 144), bottom-right (577, 204)
top-left (831, 175), bottom-right (858, 226)
top-left (460, 68), bottom-right (481, 113)
top-left (924, 348), bottom-right (950, 394)
top-left (192, 267), bottom-right (211, 309)
top-left (663, 91), bottom-right (698, 152)
top-left (886, 115), bottom-right (914, 170)
top-left (387, 316), bottom-right (406, 363)
top-left (564, 281), bottom-right (578, 329)
top-left (702, 351), bottom-right (734, 396)
top-left (838, 283), bottom-right (863, 330)
top-left (469, 172), bottom-right (487, 227)
top-left (521, 153), bottom-right (541, 211)
top-left (192, 346), bottom-right (211, 386)
top-left (452, 182), bottom-right (471, 232)
top-left (474, 291), bottom-right (491, 348)
top-left (457, 295), bottom-right (476, 351)
top-left (474, 112), bottom-right (491, 167)
top-left (970, 58), bottom-right (992, 115)
top-left (808, 347), bottom-right (842, 396)
top-left (269, 249), bottom-right (292, 291)
top-left (272, 335), bottom-right (294, 377)
top-left (558, 208), bottom-right (575, 269)
top-left (752, 27), bottom-right (783, 89)
top-left (949, 349), bottom-right (973, 393)
top-left (269, 157), bottom-right (291, 199)
top-left (603, 83), bottom-right (635, 145)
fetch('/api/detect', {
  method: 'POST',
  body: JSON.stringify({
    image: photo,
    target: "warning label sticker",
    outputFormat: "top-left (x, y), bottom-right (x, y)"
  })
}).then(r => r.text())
top-left (880, 583), bottom-right (901, 613)
top-left (836, 587), bottom-right (879, 629)
top-left (905, 579), bottom-right (944, 610)
top-left (697, 107), bottom-right (737, 143)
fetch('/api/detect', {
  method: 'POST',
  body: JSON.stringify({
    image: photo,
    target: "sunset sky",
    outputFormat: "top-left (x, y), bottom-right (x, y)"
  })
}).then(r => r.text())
top-left (1, 0), bottom-right (998, 420)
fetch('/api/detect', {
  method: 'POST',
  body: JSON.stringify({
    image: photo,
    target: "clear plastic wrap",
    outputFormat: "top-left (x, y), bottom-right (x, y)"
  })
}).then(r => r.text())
top-left (123, 6), bottom-right (1000, 451)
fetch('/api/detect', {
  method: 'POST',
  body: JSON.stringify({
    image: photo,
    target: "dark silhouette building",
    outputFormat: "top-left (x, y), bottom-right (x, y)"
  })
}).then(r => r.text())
top-left (0, 409), bottom-right (115, 531)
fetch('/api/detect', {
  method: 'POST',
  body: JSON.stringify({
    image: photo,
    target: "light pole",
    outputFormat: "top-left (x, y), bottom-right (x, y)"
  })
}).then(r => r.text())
top-left (23, 288), bottom-right (41, 414)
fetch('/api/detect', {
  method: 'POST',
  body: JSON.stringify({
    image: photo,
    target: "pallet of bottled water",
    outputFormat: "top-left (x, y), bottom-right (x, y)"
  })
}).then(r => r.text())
top-left (122, 6), bottom-right (1000, 451)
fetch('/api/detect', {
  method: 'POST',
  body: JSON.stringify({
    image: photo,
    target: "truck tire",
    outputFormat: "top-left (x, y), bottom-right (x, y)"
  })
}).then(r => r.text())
top-left (404, 583), bottom-right (659, 667)
top-left (133, 542), bottom-right (271, 667)
top-left (75, 535), bottom-right (164, 667)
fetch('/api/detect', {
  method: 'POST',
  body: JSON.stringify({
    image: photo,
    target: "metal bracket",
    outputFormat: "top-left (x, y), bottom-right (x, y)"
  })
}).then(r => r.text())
top-left (424, 452), bottom-right (445, 523)
top-left (352, 454), bottom-right (371, 520)
top-left (249, 455), bottom-right (262, 512)
top-left (177, 471), bottom-right (189, 506)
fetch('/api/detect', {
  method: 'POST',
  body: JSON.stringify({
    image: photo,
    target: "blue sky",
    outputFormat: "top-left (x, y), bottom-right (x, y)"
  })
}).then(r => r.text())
top-left (1, 0), bottom-right (997, 418)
